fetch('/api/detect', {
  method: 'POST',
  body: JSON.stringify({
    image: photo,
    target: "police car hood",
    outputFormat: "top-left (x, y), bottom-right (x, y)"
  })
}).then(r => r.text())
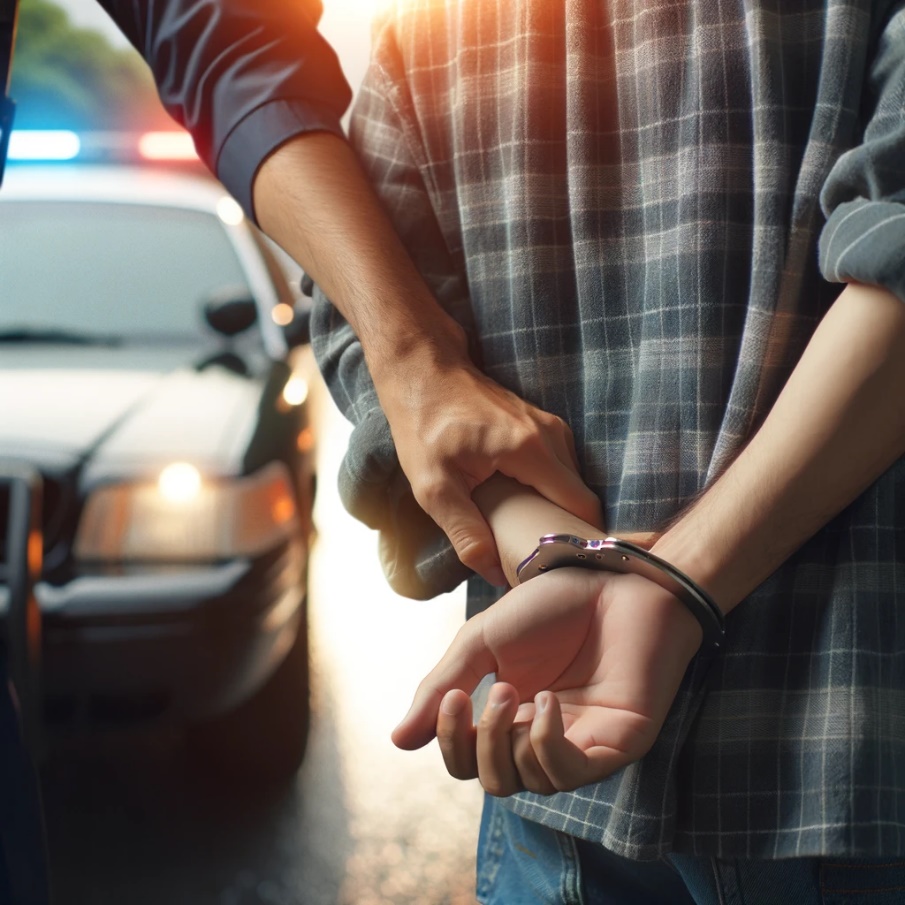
top-left (0, 345), bottom-right (261, 475)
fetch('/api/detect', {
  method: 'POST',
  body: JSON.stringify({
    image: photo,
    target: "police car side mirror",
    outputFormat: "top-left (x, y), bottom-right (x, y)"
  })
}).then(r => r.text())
top-left (203, 289), bottom-right (258, 337)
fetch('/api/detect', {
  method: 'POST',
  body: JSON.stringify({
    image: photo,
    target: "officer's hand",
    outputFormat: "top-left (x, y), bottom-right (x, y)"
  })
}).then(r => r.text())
top-left (392, 569), bottom-right (702, 794)
top-left (378, 359), bottom-right (601, 585)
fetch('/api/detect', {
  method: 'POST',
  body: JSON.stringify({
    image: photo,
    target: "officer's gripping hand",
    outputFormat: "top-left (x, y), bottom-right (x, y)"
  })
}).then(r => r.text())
top-left (378, 360), bottom-right (601, 586)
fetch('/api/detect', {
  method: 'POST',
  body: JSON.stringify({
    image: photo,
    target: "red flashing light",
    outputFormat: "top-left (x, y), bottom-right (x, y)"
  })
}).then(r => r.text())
top-left (138, 131), bottom-right (199, 162)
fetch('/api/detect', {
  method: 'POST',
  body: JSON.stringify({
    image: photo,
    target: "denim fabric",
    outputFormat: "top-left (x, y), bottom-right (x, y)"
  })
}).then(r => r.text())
top-left (477, 797), bottom-right (692, 905)
top-left (818, 860), bottom-right (905, 905)
top-left (670, 852), bottom-right (822, 904)
top-left (670, 855), bottom-right (905, 904)
top-left (573, 838), bottom-right (695, 905)
top-left (478, 798), bottom-right (905, 905)
top-left (477, 796), bottom-right (583, 904)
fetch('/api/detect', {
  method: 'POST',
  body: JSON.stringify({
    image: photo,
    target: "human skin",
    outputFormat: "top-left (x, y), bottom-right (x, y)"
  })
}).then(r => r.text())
top-left (393, 281), bottom-right (905, 795)
top-left (253, 131), bottom-right (602, 586)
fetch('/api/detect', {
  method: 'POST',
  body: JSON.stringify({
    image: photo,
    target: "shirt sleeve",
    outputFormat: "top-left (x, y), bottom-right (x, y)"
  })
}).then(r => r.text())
top-left (96, 0), bottom-right (352, 219)
top-left (819, 3), bottom-right (905, 302)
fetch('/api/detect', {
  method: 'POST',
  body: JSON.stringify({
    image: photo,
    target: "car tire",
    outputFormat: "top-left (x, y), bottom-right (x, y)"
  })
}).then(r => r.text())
top-left (186, 616), bottom-right (310, 785)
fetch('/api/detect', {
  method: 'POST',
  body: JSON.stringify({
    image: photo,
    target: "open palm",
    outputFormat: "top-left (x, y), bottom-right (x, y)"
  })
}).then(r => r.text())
top-left (393, 568), bottom-right (703, 794)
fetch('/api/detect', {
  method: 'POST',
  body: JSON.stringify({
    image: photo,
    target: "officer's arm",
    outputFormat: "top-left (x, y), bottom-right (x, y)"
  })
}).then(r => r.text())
top-left (95, 0), bottom-right (600, 587)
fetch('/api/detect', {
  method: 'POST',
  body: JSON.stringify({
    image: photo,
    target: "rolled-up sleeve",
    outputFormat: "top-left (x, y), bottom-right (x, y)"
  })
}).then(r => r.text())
top-left (819, 3), bottom-right (905, 302)
top-left (97, 0), bottom-right (352, 218)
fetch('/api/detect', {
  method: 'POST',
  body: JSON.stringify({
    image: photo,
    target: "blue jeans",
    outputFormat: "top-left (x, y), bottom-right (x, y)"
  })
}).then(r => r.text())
top-left (476, 795), bottom-right (905, 904)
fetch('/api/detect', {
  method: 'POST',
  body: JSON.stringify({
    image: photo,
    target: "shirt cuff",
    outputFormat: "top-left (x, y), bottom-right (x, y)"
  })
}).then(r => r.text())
top-left (216, 98), bottom-right (347, 222)
top-left (819, 198), bottom-right (905, 304)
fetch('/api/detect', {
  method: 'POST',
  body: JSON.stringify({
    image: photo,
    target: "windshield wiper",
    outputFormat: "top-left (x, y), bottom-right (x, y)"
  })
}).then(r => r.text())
top-left (0, 328), bottom-right (124, 346)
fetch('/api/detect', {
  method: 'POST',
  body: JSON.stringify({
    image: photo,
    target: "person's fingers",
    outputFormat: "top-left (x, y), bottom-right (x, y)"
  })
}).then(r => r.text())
top-left (503, 447), bottom-right (602, 529)
top-left (436, 690), bottom-right (478, 780)
top-left (541, 412), bottom-right (582, 473)
top-left (476, 683), bottom-right (523, 797)
top-left (510, 704), bottom-right (558, 795)
top-left (529, 693), bottom-right (632, 792)
top-left (411, 476), bottom-right (507, 585)
top-left (392, 616), bottom-right (497, 751)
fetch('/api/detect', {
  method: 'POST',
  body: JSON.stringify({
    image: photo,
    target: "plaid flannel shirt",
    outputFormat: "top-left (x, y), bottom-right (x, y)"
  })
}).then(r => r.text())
top-left (311, 0), bottom-right (905, 859)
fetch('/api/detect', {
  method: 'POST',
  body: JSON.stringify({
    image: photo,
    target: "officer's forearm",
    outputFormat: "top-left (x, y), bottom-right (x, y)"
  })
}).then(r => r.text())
top-left (252, 131), bottom-right (467, 378)
top-left (651, 282), bottom-right (905, 614)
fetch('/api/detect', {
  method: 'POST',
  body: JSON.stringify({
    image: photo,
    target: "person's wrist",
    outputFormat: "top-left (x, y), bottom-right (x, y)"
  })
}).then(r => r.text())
top-left (372, 346), bottom-right (471, 444)
top-left (366, 306), bottom-right (469, 386)
top-left (600, 571), bottom-right (704, 661)
top-left (649, 528), bottom-right (734, 616)
top-left (518, 532), bottom-right (721, 649)
top-left (475, 479), bottom-right (608, 587)
top-left (649, 581), bottom-right (705, 659)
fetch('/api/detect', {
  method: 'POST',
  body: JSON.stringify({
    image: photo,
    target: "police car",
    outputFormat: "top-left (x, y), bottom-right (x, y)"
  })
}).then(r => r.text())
top-left (0, 131), bottom-right (315, 779)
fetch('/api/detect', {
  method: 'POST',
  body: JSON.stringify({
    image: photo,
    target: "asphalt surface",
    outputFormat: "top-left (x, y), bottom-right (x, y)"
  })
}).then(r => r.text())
top-left (40, 378), bottom-right (483, 905)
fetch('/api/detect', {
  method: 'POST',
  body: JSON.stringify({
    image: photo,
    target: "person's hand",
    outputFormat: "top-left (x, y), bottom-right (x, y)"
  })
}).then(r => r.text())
top-left (376, 356), bottom-right (602, 586)
top-left (392, 568), bottom-right (703, 795)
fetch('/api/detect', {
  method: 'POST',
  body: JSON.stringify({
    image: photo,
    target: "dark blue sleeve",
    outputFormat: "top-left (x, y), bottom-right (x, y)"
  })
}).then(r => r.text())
top-left (96, 0), bottom-right (352, 219)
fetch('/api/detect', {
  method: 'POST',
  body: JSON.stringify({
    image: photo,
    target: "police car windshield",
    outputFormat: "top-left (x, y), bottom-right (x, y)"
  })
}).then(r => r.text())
top-left (0, 200), bottom-right (253, 342)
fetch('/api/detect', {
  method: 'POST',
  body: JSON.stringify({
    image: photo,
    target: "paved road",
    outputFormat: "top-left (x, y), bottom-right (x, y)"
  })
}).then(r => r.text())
top-left (40, 377), bottom-right (483, 905)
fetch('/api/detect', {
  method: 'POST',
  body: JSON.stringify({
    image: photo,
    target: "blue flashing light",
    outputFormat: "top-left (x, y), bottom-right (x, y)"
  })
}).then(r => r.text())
top-left (9, 130), bottom-right (81, 162)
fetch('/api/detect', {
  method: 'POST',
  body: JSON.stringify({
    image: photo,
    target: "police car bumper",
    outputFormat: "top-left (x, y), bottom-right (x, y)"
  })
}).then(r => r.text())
top-left (0, 540), bottom-right (307, 729)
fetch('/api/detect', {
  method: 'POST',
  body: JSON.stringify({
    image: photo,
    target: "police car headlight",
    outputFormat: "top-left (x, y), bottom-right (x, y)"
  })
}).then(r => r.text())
top-left (74, 461), bottom-right (300, 562)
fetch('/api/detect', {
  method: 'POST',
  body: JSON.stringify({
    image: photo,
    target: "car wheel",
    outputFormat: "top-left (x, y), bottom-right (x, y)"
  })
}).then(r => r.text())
top-left (186, 617), bottom-right (310, 785)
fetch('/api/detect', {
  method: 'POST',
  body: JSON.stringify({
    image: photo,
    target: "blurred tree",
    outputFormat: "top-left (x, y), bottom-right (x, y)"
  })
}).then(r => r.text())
top-left (10, 0), bottom-right (173, 130)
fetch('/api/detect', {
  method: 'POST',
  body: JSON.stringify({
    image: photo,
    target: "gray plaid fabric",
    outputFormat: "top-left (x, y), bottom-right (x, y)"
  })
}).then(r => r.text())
top-left (311, 0), bottom-right (905, 859)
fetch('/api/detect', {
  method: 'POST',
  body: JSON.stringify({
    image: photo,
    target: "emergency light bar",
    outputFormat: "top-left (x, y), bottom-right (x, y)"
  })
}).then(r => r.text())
top-left (9, 129), bottom-right (80, 161)
top-left (5, 129), bottom-right (199, 165)
top-left (137, 130), bottom-right (198, 161)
